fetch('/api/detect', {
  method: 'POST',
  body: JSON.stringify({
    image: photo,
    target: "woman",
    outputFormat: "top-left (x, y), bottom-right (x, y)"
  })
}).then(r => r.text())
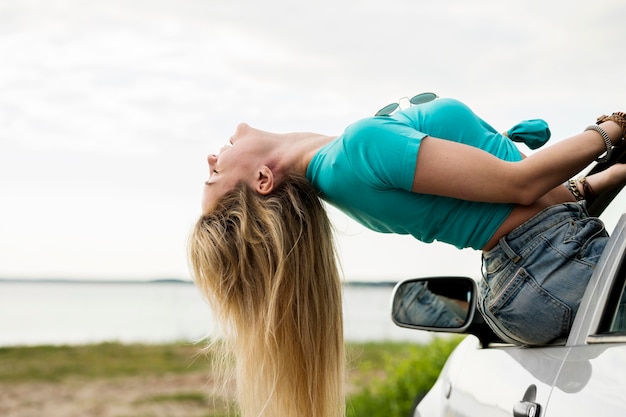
top-left (189, 96), bottom-right (626, 416)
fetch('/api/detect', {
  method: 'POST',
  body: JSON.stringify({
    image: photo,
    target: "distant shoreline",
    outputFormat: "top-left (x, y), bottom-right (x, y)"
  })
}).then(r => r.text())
top-left (0, 278), bottom-right (397, 287)
top-left (0, 277), bottom-right (193, 285)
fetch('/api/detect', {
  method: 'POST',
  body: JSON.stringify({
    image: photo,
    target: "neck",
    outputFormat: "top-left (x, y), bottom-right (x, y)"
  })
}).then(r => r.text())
top-left (273, 132), bottom-right (336, 177)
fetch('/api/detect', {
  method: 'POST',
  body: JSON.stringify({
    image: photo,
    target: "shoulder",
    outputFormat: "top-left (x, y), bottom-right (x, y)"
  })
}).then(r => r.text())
top-left (343, 117), bottom-right (389, 140)
top-left (343, 116), bottom-right (427, 149)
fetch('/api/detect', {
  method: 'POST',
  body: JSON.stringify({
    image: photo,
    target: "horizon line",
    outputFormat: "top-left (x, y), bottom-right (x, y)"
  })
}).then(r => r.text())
top-left (0, 277), bottom-right (397, 286)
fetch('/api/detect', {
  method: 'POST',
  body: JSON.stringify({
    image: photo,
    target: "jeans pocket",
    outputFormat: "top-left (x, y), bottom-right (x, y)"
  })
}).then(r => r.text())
top-left (560, 217), bottom-right (608, 262)
top-left (487, 267), bottom-right (571, 345)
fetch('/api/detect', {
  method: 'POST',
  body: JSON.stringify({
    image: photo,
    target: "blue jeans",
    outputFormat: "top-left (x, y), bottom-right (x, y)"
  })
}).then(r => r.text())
top-left (479, 202), bottom-right (608, 345)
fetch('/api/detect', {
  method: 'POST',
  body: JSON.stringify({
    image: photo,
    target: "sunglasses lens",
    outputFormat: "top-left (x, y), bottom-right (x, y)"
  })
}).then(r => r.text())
top-left (375, 103), bottom-right (399, 116)
top-left (409, 93), bottom-right (438, 105)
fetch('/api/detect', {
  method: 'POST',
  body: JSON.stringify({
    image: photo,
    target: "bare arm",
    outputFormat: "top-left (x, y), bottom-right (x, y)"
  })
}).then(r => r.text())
top-left (412, 121), bottom-right (624, 205)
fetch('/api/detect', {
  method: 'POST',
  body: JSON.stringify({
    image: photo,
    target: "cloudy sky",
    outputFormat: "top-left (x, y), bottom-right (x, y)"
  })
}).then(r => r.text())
top-left (1, 0), bottom-right (625, 281)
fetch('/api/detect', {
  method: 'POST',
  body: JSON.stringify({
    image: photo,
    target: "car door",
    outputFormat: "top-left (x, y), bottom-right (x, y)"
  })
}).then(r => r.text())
top-left (439, 340), bottom-right (562, 417)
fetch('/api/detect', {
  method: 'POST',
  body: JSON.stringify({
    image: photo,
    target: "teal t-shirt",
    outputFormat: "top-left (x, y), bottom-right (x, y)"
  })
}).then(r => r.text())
top-left (305, 98), bottom-right (524, 250)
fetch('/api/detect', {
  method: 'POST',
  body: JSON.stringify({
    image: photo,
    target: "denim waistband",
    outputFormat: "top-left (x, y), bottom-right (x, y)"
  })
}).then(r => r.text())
top-left (484, 202), bottom-right (588, 263)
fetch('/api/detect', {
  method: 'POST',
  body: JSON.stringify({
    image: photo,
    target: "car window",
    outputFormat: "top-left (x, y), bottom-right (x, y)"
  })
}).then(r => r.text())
top-left (590, 247), bottom-right (626, 336)
top-left (599, 186), bottom-right (626, 233)
top-left (609, 283), bottom-right (626, 332)
top-left (594, 187), bottom-right (626, 335)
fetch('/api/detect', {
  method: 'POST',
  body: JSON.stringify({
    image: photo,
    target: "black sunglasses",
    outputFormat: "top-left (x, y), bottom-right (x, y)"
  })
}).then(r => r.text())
top-left (375, 92), bottom-right (438, 116)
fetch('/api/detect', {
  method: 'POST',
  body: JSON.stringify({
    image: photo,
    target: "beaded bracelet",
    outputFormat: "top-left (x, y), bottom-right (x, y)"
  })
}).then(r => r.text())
top-left (585, 125), bottom-right (613, 162)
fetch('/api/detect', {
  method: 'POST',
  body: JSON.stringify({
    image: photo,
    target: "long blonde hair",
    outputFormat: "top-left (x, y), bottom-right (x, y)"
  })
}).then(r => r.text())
top-left (188, 174), bottom-right (345, 417)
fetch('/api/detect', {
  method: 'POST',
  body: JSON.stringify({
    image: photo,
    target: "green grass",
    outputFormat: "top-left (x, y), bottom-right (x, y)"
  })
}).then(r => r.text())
top-left (0, 340), bottom-right (416, 383)
top-left (135, 391), bottom-right (210, 405)
top-left (346, 341), bottom-right (422, 386)
top-left (137, 391), bottom-right (207, 404)
top-left (347, 337), bottom-right (463, 417)
top-left (347, 340), bottom-right (420, 365)
top-left (0, 342), bottom-right (211, 382)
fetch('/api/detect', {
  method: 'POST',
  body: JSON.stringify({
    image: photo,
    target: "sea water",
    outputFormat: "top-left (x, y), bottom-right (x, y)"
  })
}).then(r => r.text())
top-left (0, 281), bottom-right (431, 346)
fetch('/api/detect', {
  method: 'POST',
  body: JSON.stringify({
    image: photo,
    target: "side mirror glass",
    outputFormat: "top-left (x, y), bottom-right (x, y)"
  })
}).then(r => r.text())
top-left (391, 277), bottom-right (475, 330)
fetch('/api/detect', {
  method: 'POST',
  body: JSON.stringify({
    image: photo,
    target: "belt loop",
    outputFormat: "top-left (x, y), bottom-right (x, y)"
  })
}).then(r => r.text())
top-left (498, 236), bottom-right (521, 263)
top-left (579, 200), bottom-right (590, 217)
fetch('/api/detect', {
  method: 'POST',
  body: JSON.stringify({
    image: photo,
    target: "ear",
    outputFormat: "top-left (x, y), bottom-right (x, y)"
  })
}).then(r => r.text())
top-left (255, 166), bottom-right (274, 195)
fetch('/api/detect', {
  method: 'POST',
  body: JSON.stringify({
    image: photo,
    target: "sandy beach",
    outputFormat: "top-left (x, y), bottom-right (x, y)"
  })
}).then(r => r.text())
top-left (0, 369), bottom-right (373, 417)
top-left (0, 372), bottom-right (227, 417)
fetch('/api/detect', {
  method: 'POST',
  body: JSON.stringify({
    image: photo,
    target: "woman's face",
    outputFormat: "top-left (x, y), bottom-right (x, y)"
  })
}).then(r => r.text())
top-left (201, 123), bottom-right (271, 213)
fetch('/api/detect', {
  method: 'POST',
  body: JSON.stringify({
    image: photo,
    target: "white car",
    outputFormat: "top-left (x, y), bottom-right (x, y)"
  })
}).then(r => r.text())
top-left (391, 154), bottom-right (626, 417)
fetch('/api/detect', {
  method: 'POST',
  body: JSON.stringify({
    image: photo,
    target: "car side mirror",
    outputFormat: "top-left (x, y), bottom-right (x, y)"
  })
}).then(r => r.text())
top-left (391, 277), bottom-right (506, 347)
top-left (391, 277), bottom-right (476, 331)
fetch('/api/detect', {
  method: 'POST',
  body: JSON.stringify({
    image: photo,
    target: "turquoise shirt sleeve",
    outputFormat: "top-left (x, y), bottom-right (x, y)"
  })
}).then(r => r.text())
top-left (339, 117), bottom-right (426, 192)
